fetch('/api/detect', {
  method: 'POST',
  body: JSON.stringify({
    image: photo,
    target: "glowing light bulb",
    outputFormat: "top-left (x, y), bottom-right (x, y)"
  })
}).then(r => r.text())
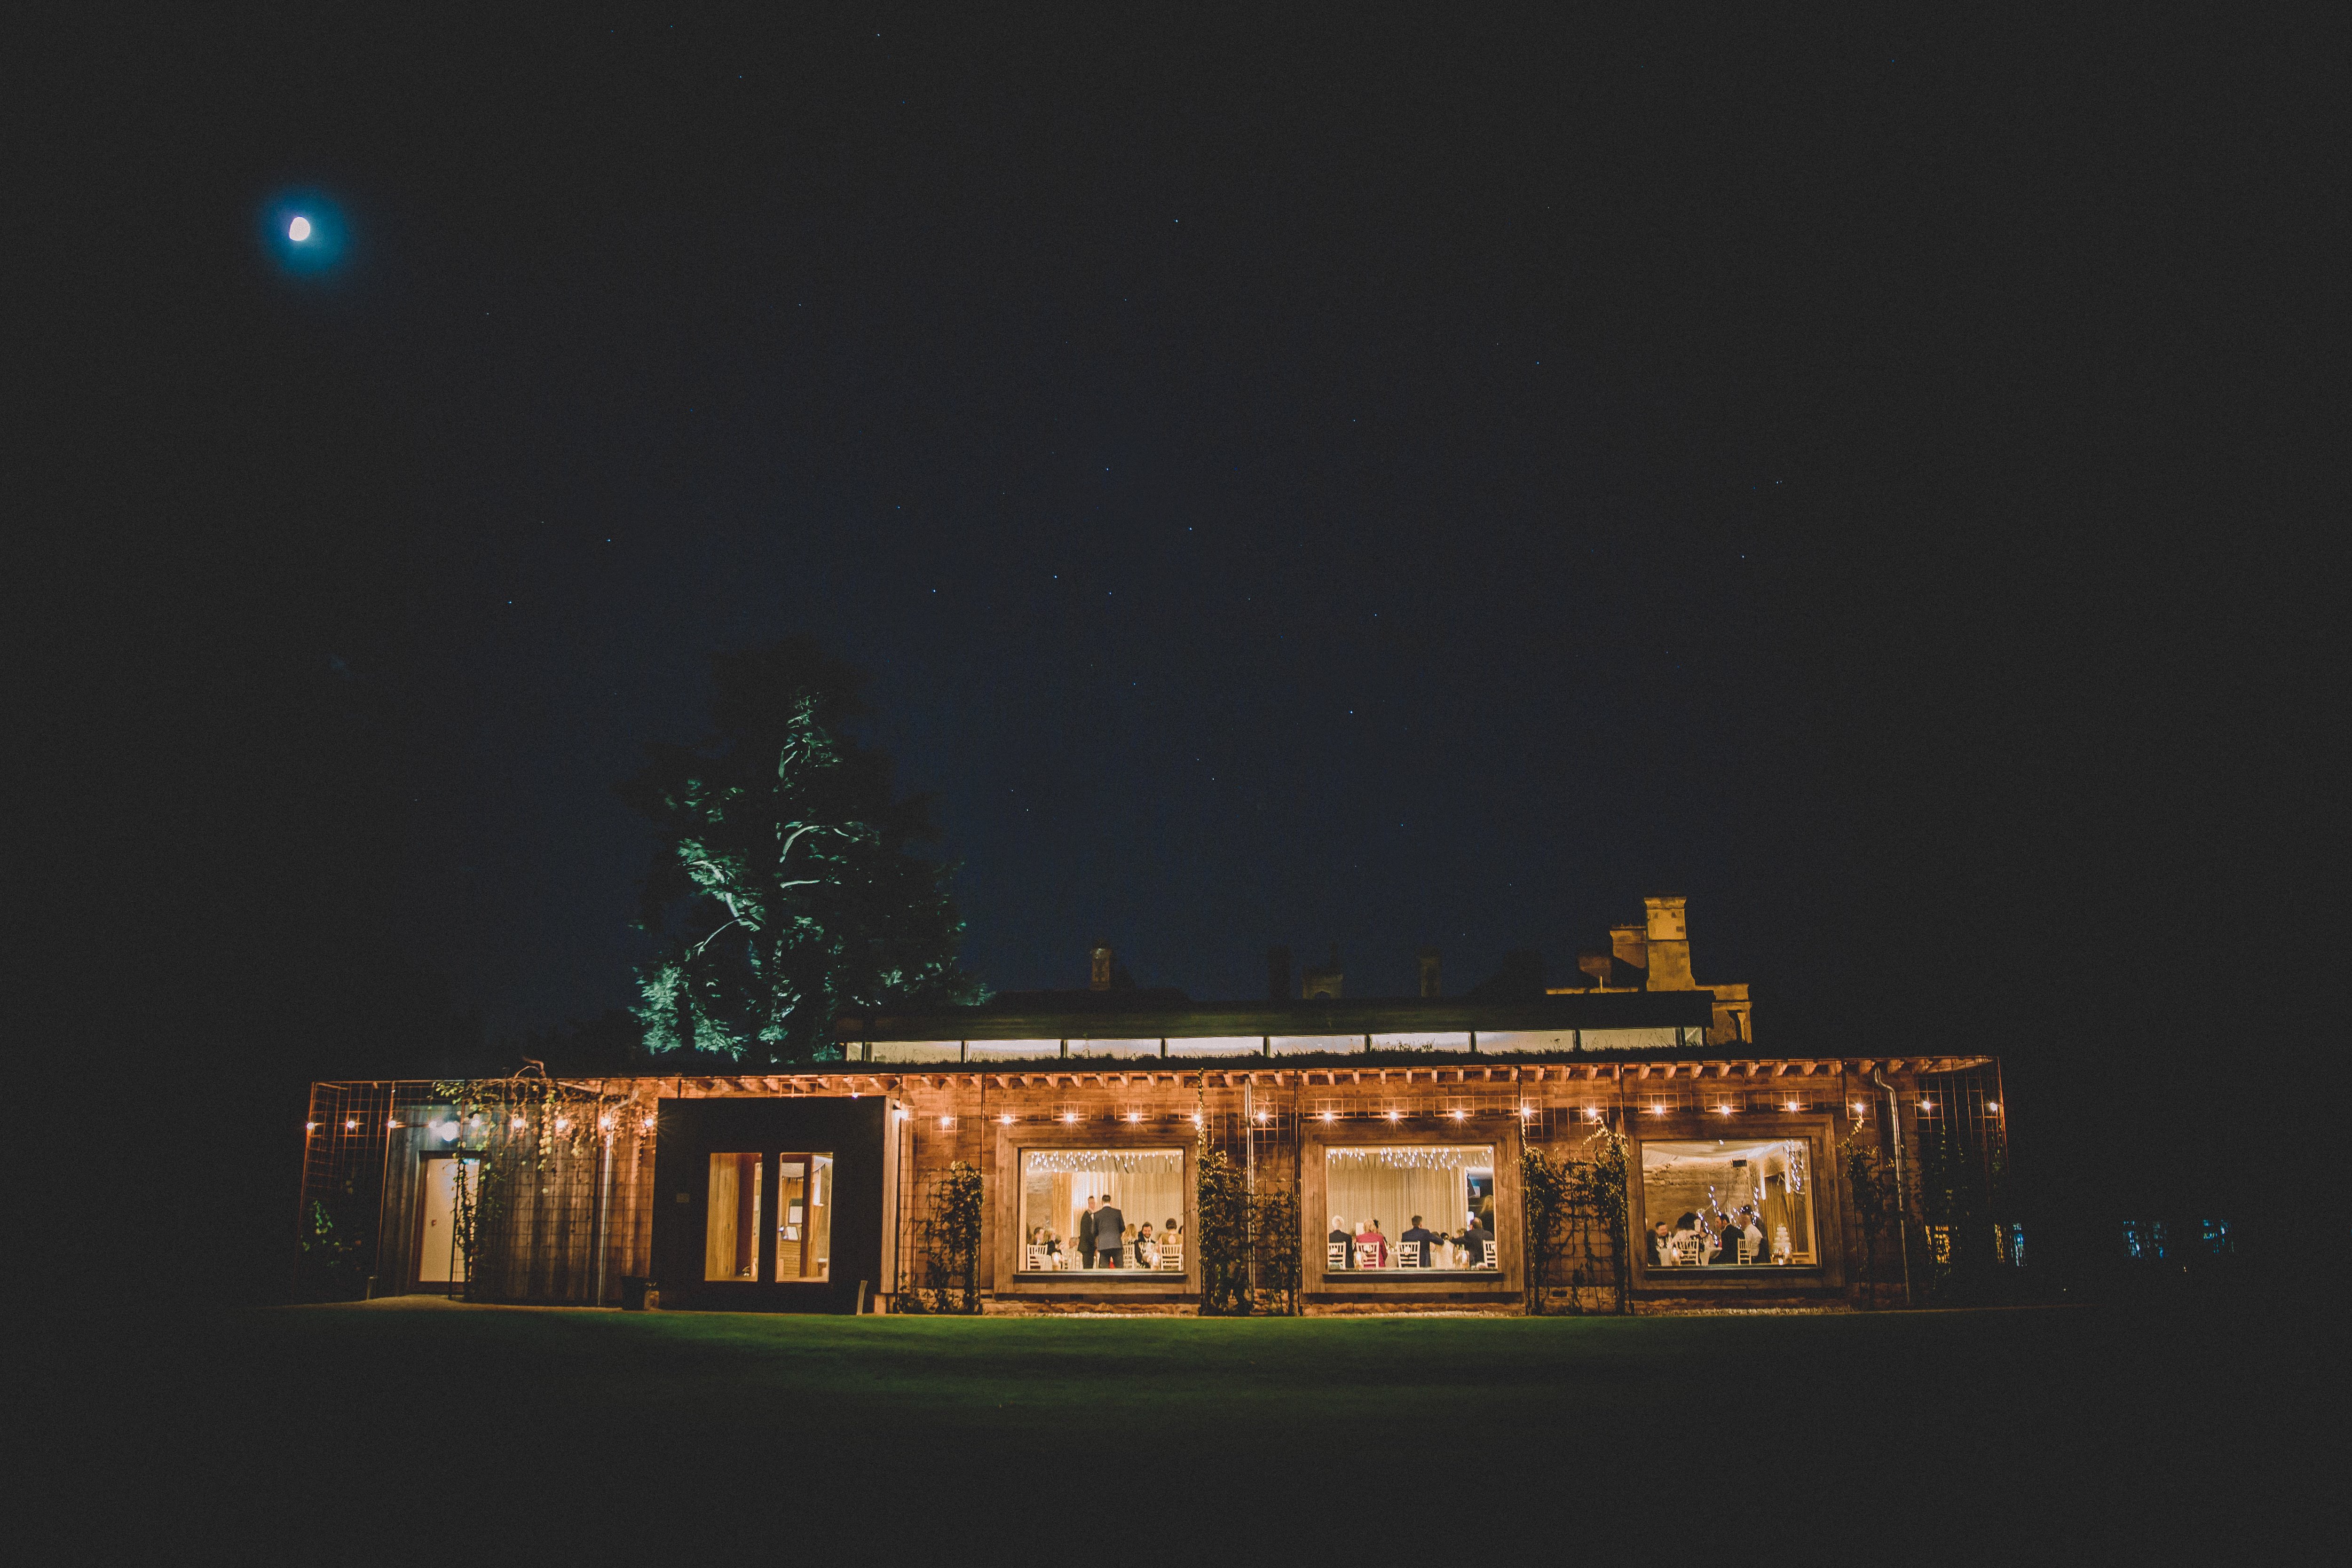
top-left (1448, 1109), bottom-right (1465, 1121)
top-left (1518, 1106), bottom-right (1533, 1119)
top-left (939, 1116), bottom-right (954, 1128)
top-left (512, 1117), bottom-right (527, 1130)
top-left (1987, 1101), bottom-right (2000, 1111)
top-left (305, 1121), bottom-right (318, 1132)
top-left (387, 1119), bottom-right (399, 1129)
top-left (1919, 1100), bottom-right (1936, 1110)
top-left (1784, 1101), bottom-right (1799, 1112)
top-left (1717, 1105), bottom-right (1732, 1116)
top-left (288, 215), bottom-right (312, 242)
top-left (1189, 1112), bottom-right (1203, 1126)
top-left (344, 1119), bottom-right (357, 1130)
top-left (999, 1113), bottom-right (1014, 1125)
top-left (1124, 1111), bottom-right (1141, 1123)
top-left (1385, 1109), bottom-right (1401, 1122)
top-left (1254, 1111), bottom-right (1269, 1123)
top-left (599, 1116), bottom-right (615, 1132)
top-left (1060, 1112), bottom-right (1078, 1124)
top-left (1318, 1111), bottom-right (1336, 1122)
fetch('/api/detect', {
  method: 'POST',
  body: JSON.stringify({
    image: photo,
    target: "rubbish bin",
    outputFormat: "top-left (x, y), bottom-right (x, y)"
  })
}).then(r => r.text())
top-left (621, 1276), bottom-right (654, 1311)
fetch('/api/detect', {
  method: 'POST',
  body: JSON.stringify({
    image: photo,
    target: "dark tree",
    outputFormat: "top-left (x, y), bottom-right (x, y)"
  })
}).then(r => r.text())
top-left (623, 640), bottom-right (983, 1063)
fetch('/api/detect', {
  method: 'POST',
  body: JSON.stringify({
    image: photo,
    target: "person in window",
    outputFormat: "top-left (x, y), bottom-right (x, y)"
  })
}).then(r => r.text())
top-left (1354, 1217), bottom-right (1389, 1269)
top-left (1669, 1212), bottom-right (1703, 1264)
top-left (1457, 1215), bottom-right (1493, 1267)
top-left (1647, 1220), bottom-right (1673, 1267)
top-left (1739, 1207), bottom-right (1768, 1264)
top-left (1078, 1196), bottom-right (1099, 1269)
top-left (1329, 1214), bottom-right (1354, 1268)
top-left (1164, 1217), bottom-right (1182, 1253)
top-left (1094, 1197), bottom-right (1125, 1266)
top-left (1401, 1215), bottom-right (1437, 1269)
top-left (1136, 1222), bottom-right (1157, 1268)
top-left (1711, 1213), bottom-right (1744, 1264)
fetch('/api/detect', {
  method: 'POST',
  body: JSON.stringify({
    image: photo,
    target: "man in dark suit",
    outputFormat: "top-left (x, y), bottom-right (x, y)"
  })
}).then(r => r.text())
top-left (1457, 1216), bottom-right (1494, 1267)
top-left (1400, 1215), bottom-right (1437, 1268)
top-left (1328, 1214), bottom-right (1353, 1268)
top-left (1094, 1198), bottom-right (1125, 1266)
top-left (1077, 1196), bottom-right (1098, 1269)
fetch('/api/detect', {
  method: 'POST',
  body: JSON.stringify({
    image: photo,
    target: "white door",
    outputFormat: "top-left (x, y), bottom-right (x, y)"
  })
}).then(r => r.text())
top-left (418, 1158), bottom-right (477, 1284)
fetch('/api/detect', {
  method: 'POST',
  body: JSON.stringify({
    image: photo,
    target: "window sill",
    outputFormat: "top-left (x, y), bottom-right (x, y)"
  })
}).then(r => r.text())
top-left (1319, 1270), bottom-right (1500, 1282)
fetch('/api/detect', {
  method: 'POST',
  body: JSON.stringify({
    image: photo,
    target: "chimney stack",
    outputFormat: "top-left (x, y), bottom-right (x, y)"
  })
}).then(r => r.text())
top-left (1417, 947), bottom-right (1442, 998)
top-left (1089, 940), bottom-right (1114, 992)
top-left (1642, 895), bottom-right (1694, 990)
top-left (1267, 945), bottom-right (1293, 1002)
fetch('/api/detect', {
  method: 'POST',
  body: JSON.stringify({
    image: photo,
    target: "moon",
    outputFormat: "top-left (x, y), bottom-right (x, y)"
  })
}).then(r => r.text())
top-left (288, 215), bottom-right (313, 242)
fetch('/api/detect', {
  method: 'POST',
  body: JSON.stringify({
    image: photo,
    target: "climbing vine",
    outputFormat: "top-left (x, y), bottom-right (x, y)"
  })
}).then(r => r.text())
top-left (908, 1160), bottom-right (985, 1314)
top-left (1565, 1119), bottom-right (1632, 1315)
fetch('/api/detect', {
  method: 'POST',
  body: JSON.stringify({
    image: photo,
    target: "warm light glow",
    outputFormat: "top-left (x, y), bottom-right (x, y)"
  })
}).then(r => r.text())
top-left (640, 1117), bottom-right (655, 1132)
top-left (1125, 1111), bottom-right (1142, 1123)
top-left (1717, 1104), bottom-right (1733, 1116)
top-left (288, 215), bottom-right (312, 242)
top-left (939, 1116), bottom-right (954, 1128)
top-left (1919, 1100), bottom-right (1936, 1110)
top-left (1189, 1112), bottom-right (1203, 1127)
top-left (599, 1116), bottom-right (615, 1132)
top-left (1060, 1111), bottom-right (1078, 1123)
top-left (1385, 1109), bottom-right (1402, 1122)
top-left (1254, 1110), bottom-right (1269, 1123)
top-left (1518, 1106), bottom-right (1534, 1119)
top-left (1649, 1104), bottom-right (1665, 1115)
top-left (556, 1118), bottom-right (571, 1132)
top-left (1586, 1107), bottom-right (1603, 1121)
top-left (305, 1121), bottom-right (317, 1132)
top-left (512, 1117), bottom-right (527, 1130)
top-left (344, 1119), bottom-right (357, 1130)
top-left (1448, 1109), bottom-right (1466, 1120)
top-left (387, 1119), bottom-right (400, 1129)
top-left (895, 1108), bottom-right (911, 1120)
top-left (998, 1113), bottom-right (1014, 1124)
top-left (1851, 1102), bottom-right (1864, 1113)
top-left (1987, 1101), bottom-right (2000, 1111)
top-left (1784, 1101), bottom-right (1800, 1112)
top-left (1318, 1110), bottom-right (1336, 1122)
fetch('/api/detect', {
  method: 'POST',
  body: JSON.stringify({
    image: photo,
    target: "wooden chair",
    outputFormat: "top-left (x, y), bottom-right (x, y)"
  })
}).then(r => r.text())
top-left (1327, 1241), bottom-right (1350, 1269)
top-left (1157, 1244), bottom-right (1183, 1272)
top-left (1023, 1245), bottom-right (1047, 1271)
top-left (1395, 1242), bottom-right (1421, 1269)
top-left (1671, 1235), bottom-right (1704, 1266)
top-left (1737, 1238), bottom-right (1756, 1265)
top-left (1482, 1239), bottom-right (1499, 1269)
top-left (1355, 1241), bottom-right (1383, 1270)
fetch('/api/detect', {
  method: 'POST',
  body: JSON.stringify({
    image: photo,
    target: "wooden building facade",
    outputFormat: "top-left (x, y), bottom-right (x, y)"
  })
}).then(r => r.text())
top-left (300, 991), bottom-right (2012, 1313)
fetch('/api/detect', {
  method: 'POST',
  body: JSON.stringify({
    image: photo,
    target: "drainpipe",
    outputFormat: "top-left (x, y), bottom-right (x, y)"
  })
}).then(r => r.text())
top-left (1870, 1070), bottom-right (1913, 1307)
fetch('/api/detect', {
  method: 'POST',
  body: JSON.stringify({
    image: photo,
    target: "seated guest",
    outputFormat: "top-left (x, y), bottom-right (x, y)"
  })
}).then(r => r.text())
top-left (1647, 1220), bottom-right (1673, 1266)
top-left (1355, 1218), bottom-right (1388, 1269)
top-left (1669, 1212), bottom-right (1703, 1261)
top-left (1711, 1214), bottom-right (1744, 1264)
top-left (1164, 1218), bottom-right (1182, 1247)
top-left (1136, 1222), bottom-right (1157, 1268)
top-left (1329, 1214), bottom-right (1354, 1268)
top-left (1400, 1215), bottom-right (1437, 1268)
top-left (1738, 1207), bottom-right (1767, 1263)
top-left (1456, 1216), bottom-right (1493, 1265)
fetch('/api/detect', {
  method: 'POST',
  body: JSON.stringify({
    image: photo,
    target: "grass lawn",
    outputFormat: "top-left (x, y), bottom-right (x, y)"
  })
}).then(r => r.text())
top-left (78, 1300), bottom-right (2326, 1558)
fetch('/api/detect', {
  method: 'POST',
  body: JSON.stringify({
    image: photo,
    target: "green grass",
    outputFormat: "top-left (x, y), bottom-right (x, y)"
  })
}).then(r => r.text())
top-left (96, 1300), bottom-right (2320, 1557)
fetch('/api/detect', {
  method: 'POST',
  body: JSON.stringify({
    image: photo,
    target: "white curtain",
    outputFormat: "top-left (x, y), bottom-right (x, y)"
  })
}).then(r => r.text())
top-left (1020, 1152), bottom-right (1184, 1267)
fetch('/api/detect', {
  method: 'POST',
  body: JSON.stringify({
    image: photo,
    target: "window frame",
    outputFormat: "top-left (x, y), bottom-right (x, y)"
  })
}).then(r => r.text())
top-left (991, 1125), bottom-right (1198, 1294)
top-left (701, 1148), bottom-right (837, 1286)
top-left (1300, 1120), bottom-right (1524, 1295)
top-left (1626, 1116), bottom-right (1839, 1290)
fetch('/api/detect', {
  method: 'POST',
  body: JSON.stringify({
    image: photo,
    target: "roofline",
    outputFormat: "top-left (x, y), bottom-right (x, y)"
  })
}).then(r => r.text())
top-left (841, 990), bottom-right (1718, 1041)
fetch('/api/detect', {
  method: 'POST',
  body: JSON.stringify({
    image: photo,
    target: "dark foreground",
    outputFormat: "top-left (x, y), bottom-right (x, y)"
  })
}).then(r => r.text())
top-left (49, 1300), bottom-right (2332, 1560)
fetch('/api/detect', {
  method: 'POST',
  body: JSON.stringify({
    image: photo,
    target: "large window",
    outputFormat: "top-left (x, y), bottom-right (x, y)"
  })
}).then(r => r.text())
top-left (1640, 1140), bottom-right (1815, 1268)
top-left (1323, 1144), bottom-right (1497, 1271)
top-left (704, 1150), bottom-right (835, 1282)
top-left (1017, 1149), bottom-right (1185, 1273)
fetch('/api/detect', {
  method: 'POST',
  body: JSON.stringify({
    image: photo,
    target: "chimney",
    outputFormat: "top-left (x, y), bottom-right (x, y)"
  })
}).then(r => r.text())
top-left (1301, 945), bottom-right (1342, 1001)
top-left (1642, 895), bottom-right (1695, 990)
top-left (1418, 947), bottom-right (1442, 998)
top-left (1609, 923), bottom-right (1648, 974)
top-left (1267, 945), bottom-right (1293, 1002)
top-left (1089, 940), bottom-right (1114, 992)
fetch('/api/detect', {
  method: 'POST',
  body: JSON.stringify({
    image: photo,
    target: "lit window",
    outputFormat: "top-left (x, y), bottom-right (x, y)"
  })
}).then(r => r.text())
top-left (1322, 1145), bottom-right (1497, 1272)
top-left (1638, 1140), bottom-right (1815, 1269)
top-left (704, 1151), bottom-right (833, 1282)
top-left (1015, 1149), bottom-right (1184, 1275)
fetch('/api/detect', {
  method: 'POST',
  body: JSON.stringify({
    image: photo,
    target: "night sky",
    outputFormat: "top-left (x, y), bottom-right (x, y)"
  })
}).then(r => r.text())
top-left (60, 14), bottom-right (2332, 1282)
